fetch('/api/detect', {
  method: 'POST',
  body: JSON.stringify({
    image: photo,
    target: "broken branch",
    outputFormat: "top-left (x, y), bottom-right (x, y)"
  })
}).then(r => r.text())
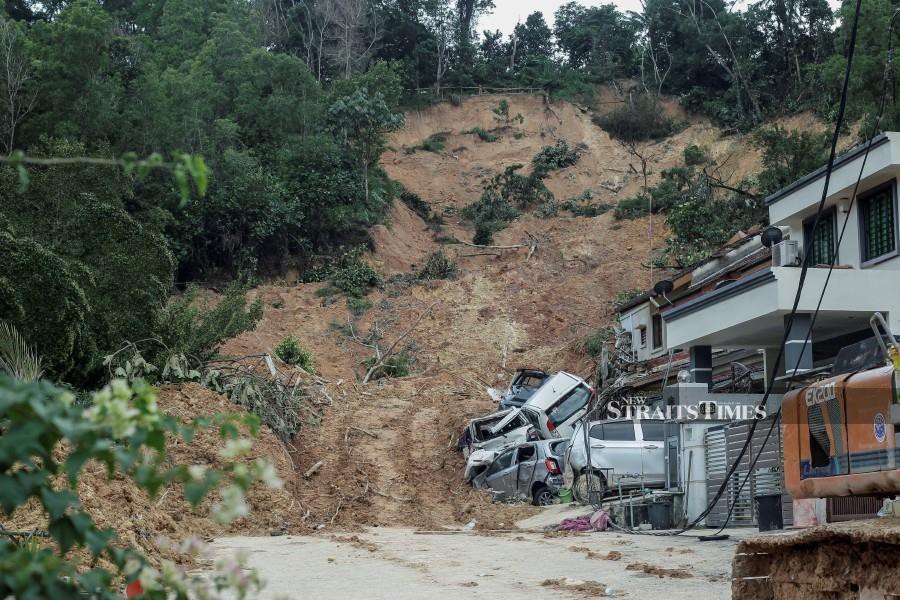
top-left (303, 460), bottom-right (325, 479)
top-left (362, 301), bottom-right (438, 384)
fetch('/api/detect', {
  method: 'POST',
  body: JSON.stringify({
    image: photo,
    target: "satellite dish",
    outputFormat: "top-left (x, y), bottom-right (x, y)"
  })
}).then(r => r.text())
top-left (761, 226), bottom-right (783, 248)
top-left (653, 280), bottom-right (674, 296)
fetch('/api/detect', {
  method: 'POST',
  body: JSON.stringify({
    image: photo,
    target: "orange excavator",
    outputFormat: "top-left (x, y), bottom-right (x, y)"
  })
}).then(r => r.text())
top-left (733, 314), bottom-right (900, 600)
top-left (783, 314), bottom-right (900, 499)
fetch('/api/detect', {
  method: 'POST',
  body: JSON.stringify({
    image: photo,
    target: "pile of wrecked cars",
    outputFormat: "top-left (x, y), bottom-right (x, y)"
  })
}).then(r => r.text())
top-left (459, 370), bottom-right (593, 505)
top-left (460, 368), bottom-right (670, 508)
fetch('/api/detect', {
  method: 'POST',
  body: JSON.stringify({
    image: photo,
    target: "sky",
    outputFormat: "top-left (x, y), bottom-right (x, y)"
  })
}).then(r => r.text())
top-left (479, 0), bottom-right (644, 35)
top-left (479, 0), bottom-right (843, 35)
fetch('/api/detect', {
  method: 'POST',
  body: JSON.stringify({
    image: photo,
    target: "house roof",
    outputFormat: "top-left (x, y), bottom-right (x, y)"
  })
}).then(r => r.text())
top-left (765, 133), bottom-right (890, 206)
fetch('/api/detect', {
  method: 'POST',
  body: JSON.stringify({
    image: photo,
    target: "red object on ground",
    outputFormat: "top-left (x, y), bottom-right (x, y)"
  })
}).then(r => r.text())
top-left (125, 580), bottom-right (144, 598)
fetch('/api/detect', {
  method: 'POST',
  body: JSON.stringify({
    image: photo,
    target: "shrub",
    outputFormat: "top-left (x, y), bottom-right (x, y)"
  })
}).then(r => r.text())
top-left (564, 199), bottom-right (613, 217)
top-left (275, 335), bottom-right (315, 372)
top-left (532, 140), bottom-right (584, 174)
top-left (364, 351), bottom-right (412, 380)
top-left (347, 296), bottom-right (373, 316)
top-left (614, 288), bottom-right (644, 306)
top-left (683, 144), bottom-right (708, 166)
top-left (449, 93), bottom-right (462, 106)
top-left (399, 189), bottom-right (444, 232)
top-left (157, 283), bottom-right (263, 361)
top-left (332, 261), bottom-right (382, 297)
top-left (301, 247), bottom-right (382, 297)
top-left (613, 195), bottom-right (652, 219)
top-left (593, 94), bottom-right (674, 142)
top-left (465, 127), bottom-right (498, 142)
top-left (473, 223), bottom-right (495, 245)
top-left (582, 327), bottom-right (613, 358)
top-left (418, 251), bottom-right (459, 280)
top-left (420, 132), bottom-right (449, 153)
top-left (493, 99), bottom-right (510, 122)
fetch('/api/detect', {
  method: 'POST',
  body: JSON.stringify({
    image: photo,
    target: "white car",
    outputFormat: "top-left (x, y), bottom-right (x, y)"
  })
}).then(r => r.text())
top-left (564, 418), bottom-right (669, 504)
top-left (520, 371), bottom-right (594, 439)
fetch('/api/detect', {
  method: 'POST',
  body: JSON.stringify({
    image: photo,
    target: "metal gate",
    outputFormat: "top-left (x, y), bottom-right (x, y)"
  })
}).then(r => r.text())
top-left (705, 416), bottom-right (793, 527)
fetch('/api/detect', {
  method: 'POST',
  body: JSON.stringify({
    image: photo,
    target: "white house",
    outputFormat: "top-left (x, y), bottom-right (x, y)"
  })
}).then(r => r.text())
top-left (661, 132), bottom-right (900, 383)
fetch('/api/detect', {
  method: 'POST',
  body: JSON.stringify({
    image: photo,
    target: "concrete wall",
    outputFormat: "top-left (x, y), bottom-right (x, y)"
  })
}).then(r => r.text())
top-left (619, 302), bottom-right (667, 362)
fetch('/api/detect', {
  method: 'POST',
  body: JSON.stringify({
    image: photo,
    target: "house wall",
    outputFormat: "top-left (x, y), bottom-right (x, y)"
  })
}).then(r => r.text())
top-left (619, 302), bottom-right (667, 362)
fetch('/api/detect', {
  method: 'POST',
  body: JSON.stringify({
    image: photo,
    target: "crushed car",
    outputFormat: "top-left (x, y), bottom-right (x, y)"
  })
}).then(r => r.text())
top-left (461, 371), bottom-right (594, 483)
top-left (461, 408), bottom-right (537, 480)
top-left (564, 418), bottom-right (669, 503)
top-left (494, 368), bottom-right (549, 410)
top-left (472, 439), bottom-right (569, 505)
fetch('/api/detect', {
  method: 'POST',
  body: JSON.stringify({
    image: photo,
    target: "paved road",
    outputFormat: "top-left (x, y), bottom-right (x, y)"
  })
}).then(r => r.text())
top-left (211, 510), bottom-right (752, 599)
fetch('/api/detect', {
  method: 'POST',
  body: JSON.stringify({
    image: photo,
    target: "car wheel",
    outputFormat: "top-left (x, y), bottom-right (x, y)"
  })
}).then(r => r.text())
top-left (532, 486), bottom-right (557, 506)
top-left (572, 472), bottom-right (607, 506)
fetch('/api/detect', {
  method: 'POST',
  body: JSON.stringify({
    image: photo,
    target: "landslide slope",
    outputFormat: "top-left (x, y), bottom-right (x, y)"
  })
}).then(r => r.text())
top-left (219, 93), bottom-right (791, 531)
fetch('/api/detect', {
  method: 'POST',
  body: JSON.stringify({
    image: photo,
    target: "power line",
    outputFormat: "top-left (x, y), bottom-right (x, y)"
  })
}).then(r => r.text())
top-left (711, 5), bottom-right (900, 534)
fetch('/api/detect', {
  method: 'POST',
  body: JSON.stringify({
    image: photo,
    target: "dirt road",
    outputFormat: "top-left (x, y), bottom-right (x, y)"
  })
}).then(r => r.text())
top-left (211, 506), bottom-right (750, 599)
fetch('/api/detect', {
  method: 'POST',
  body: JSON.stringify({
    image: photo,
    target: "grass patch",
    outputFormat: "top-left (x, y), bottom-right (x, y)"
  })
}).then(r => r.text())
top-left (464, 127), bottom-right (499, 142)
top-left (347, 297), bottom-right (373, 317)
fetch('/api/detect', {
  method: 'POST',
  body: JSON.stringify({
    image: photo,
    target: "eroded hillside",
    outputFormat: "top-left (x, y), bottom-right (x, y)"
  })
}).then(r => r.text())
top-left (212, 93), bottom-right (801, 532)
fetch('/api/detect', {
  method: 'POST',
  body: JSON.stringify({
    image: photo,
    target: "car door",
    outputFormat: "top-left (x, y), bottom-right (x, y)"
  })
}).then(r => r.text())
top-left (638, 421), bottom-right (667, 485)
top-left (590, 421), bottom-right (644, 487)
top-left (481, 448), bottom-right (519, 499)
top-left (514, 444), bottom-right (539, 495)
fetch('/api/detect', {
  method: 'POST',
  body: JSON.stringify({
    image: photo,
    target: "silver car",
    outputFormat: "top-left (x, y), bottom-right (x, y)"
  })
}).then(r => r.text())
top-left (565, 419), bottom-right (669, 503)
top-left (472, 439), bottom-right (569, 506)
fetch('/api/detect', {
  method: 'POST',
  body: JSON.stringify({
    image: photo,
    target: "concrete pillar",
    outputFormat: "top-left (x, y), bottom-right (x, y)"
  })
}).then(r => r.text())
top-left (784, 313), bottom-right (813, 375)
top-left (689, 345), bottom-right (713, 387)
top-left (762, 347), bottom-right (787, 393)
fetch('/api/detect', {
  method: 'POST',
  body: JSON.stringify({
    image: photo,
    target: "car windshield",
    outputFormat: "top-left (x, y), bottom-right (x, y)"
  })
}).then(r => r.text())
top-left (486, 450), bottom-right (515, 476)
top-left (547, 384), bottom-right (592, 426)
top-left (517, 375), bottom-right (545, 388)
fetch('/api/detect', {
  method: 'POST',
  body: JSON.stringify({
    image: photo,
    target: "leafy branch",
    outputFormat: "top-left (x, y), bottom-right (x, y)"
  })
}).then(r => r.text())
top-left (2, 151), bottom-right (209, 204)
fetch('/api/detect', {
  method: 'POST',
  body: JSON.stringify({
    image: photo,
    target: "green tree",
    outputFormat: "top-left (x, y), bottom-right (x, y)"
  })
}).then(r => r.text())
top-left (327, 86), bottom-right (404, 201)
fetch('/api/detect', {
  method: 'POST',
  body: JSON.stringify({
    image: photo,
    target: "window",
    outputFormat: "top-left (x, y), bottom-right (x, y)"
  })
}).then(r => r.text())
top-left (860, 183), bottom-right (897, 263)
top-left (486, 449), bottom-right (515, 476)
top-left (804, 209), bottom-right (836, 266)
top-left (547, 384), bottom-right (592, 426)
top-left (638, 326), bottom-right (647, 348)
top-left (652, 314), bottom-right (663, 349)
top-left (640, 421), bottom-right (667, 441)
top-left (600, 422), bottom-right (636, 441)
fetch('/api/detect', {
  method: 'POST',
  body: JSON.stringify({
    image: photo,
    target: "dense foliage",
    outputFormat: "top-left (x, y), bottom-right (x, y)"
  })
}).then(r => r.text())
top-left (0, 376), bottom-right (278, 598)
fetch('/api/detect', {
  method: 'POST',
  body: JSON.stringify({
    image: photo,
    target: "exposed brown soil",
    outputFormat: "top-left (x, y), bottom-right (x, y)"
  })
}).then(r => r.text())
top-left (626, 561), bottom-right (694, 578)
top-left (216, 93), bottom-right (824, 534)
top-left (541, 577), bottom-right (609, 596)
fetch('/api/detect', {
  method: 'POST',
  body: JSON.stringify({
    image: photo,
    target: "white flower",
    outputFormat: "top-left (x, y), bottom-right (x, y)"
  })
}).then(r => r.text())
top-left (255, 459), bottom-right (283, 490)
top-left (188, 465), bottom-right (207, 481)
top-left (212, 485), bottom-right (249, 525)
top-left (219, 438), bottom-right (253, 460)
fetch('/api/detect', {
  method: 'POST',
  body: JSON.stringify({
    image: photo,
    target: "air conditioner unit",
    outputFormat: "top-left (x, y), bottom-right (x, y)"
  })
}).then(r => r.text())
top-left (772, 240), bottom-right (801, 267)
